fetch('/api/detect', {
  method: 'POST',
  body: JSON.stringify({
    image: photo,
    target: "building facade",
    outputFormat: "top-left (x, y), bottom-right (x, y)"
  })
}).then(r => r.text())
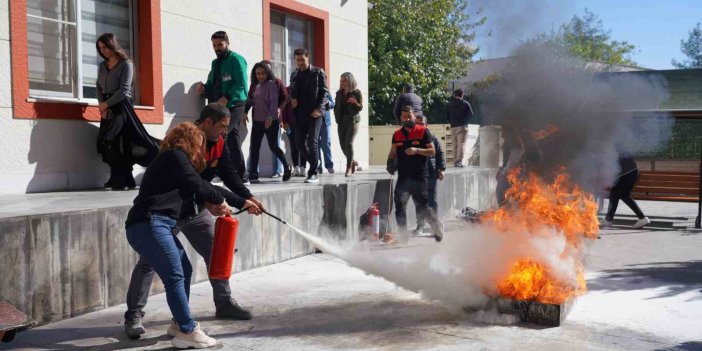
top-left (0, 0), bottom-right (369, 193)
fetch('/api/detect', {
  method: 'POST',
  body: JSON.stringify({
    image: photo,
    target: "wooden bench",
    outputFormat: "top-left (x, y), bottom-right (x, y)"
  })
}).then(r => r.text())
top-left (632, 171), bottom-right (700, 203)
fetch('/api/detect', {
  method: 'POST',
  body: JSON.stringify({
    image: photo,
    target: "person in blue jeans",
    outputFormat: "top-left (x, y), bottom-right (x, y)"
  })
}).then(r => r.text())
top-left (125, 122), bottom-right (261, 348)
top-left (318, 91), bottom-right (335, 174)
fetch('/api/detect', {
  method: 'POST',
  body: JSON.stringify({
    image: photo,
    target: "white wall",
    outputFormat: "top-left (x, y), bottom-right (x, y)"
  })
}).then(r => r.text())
top-left (0, 0), bottom-right (368, 193)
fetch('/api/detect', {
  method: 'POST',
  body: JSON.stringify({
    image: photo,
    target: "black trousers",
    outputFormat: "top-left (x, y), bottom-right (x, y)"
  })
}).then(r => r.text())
top-left (227, 103), bottom-right (247, 180)
top-left (294, 116), bottom-right (323, 176)
top-left (248, 120), bottom-right (289, 178)
top-left (394, 177), bottom-right (441, 234)
top-left (416, 170), bottom-right (438, 227)
top-left (606, 170), bottom-right (645, 220)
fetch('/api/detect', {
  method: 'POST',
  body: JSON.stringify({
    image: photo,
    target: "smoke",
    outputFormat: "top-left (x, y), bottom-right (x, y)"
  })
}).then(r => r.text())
top-left (296, 222), bottom-right (588, 312)
top-left (476, 43), bottom-right (674, 190)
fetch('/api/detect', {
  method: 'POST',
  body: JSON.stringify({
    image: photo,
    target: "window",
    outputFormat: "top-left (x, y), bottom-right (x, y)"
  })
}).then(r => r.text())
top-left (270, 10), bottom-right (314, 85)
top-left (26, 0), bottom-right (136, 101)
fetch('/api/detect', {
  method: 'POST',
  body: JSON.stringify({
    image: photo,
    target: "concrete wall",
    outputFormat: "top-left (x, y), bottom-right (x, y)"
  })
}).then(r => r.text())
top-left (0, 0), bottom-right (369, 193)
top-left (0, 169), bottom-right (496, 324)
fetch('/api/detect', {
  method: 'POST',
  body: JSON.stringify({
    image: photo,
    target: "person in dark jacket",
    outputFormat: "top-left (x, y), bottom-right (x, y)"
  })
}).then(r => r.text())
top-left (196, 31), bottom-right (249, 183)
top-left (603, 156), bottom-right (650, 229)
top-left (96, 33), bottom-right (160, 190)
top-left (393, 83), bottom-right (423, 124)
top-left (290, 48), bottom-right (328, 183)
top-left (124, 122), bottom-right (260, 348)
top-left (446, 88), bottom-right (474, 167)
top-left (387, 106), bottom-right (444, 242)
top-left (281, 85), bottom-right (307, 177)
top-left (334, 72), bottom-right (363, 177)
top-left (413, 115), bottom-right (445, 234)
top-left (123, 106), bottom-right (264, 341)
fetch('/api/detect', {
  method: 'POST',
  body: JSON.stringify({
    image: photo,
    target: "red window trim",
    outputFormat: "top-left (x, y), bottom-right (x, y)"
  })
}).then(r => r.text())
top-left (9, 0), bottom-right (164, 124)
top-left (262, 0), bottom-right (329, 76)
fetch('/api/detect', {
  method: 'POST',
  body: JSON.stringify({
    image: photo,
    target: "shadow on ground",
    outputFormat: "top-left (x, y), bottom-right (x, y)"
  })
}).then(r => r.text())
top-left (588, 260), bottom-right (702, 300)
top-left (655, 340), bottom-right (702, 351)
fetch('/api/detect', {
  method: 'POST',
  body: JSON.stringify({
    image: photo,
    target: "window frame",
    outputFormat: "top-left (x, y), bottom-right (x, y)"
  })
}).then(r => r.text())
top-left (10, 0), bottom-right (163, 123)
top-left (263, 0), bottom-right (329, 81)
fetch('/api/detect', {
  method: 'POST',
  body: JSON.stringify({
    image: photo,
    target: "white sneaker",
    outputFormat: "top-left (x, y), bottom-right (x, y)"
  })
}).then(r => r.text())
top-left (632, 217), bottom-right (650, 229)
top-left (171, 322), bottom-right (217, 349)
top-left (167, 319), bottom-right (178, 337)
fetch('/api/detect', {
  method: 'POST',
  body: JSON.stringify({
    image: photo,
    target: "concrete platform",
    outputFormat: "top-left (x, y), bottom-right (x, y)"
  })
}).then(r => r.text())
top-left (0, 167), bottom-right (497, 325)
top-left (4, 200), bottom-right (701, 351)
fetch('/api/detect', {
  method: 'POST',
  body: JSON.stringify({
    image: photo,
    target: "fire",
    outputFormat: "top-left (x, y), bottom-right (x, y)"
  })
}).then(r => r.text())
top-left (481, 168), bottom-right (598, 304)
top-left (530, 124), bottom-right (560, 141)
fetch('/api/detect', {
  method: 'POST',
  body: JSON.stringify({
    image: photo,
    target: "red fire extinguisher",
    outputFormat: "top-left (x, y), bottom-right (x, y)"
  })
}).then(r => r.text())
top-left (368, 202), bottom-right (380, 240)
top-left (209, 213), bottom-right (239, 280)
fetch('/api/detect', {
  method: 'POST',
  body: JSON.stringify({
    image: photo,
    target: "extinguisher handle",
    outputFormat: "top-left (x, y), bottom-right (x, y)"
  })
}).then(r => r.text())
top-left (232, 208), bottom-right (247, 216)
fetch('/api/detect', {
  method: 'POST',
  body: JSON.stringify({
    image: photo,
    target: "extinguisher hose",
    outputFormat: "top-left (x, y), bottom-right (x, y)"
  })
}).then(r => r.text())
top-left (231, 208), bottom-right (288, 225)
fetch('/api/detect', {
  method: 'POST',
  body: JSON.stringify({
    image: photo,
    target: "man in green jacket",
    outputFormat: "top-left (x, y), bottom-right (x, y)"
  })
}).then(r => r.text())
top-left (196, 31), bottom-right (249, 183)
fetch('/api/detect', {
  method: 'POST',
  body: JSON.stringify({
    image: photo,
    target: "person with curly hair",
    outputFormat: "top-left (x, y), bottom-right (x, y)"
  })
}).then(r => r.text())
top-left (125, 122), bottom-right (260, 348)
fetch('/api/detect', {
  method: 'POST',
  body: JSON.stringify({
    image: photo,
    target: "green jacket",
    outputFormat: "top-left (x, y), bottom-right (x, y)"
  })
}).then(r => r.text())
top-left (334, 89), bottom-right (363, 124)
top-left (204, 51), bottom-right (248, 108)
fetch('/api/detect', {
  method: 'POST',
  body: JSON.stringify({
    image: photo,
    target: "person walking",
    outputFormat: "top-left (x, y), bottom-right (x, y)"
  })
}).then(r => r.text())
top-left (123, 105), bottom-right (264, 341)
top-left (281, 85), bottom-right (307, 177)
top-left (96, 33), bottom-right (159, 190)
top-left (125, 122), bottom-right (260, 348)
top-left (290, 48), bottom-right (328, 183)
top-left (196, 31), bottom-right (249, 183)
top-left (387, 106), bottom-right (444, 242)
top-left (603, 156), bottom-right (651, 229)
top-left (247, 62), bottom-right (292, 183)
top-left (392, 83), bottom-right (423, 125)
top-left (334, 72), bottom-right (363, 177)
top-left (413, 115), bottom-right (445, 234)
top-left (446, 88), bottom-right (474, 167)
top-left (318, 90), bottom-right (335, 174)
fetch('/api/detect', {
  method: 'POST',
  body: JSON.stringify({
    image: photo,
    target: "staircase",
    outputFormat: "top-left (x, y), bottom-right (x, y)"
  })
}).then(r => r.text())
top-left (632, 171), bottom-right (700, 202)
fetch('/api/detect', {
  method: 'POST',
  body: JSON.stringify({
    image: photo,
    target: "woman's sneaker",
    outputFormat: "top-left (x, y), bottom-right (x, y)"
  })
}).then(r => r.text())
top-left (167, 319), bottom-right (178, 337)
top-left (171, 322), bottom-right (217, 349)
top-left (632, 217), bottom-right (650, 229)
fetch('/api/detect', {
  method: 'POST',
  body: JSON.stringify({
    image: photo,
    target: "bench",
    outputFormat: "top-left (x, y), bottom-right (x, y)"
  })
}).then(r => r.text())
top-left (632, 171), bottom-right (700, 203)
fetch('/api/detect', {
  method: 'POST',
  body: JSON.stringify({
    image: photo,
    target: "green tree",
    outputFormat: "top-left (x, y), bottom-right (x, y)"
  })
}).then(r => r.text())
top-left (672, 23), bottom-right (702, 69)
top-left (531, 9), bottom-right (637, 66)
top-left (368, 0), bottom-right (483, 125)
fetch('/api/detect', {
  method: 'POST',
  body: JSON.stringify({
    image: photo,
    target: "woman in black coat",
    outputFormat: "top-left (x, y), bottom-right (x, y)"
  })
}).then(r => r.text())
top-left (96, 33), bottom-right (160, 190)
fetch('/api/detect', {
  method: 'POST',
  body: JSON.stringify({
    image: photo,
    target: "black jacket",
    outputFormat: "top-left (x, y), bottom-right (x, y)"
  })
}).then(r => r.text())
top-left (126, 149), bottom-right (224, 226)
top-left (446, 97), bottom-right (474, 127)
top-left (393, 92), bottom-right (423, 122)
top-left (290, 65), bottom-right (328, 120)
top-left (428, 135), bottom-right (446, 175)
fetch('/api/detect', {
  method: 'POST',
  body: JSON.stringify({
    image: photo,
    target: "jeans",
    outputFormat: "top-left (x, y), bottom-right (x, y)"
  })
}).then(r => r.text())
top-left (394, 177), bottom-right (441, 235)
top-left (125, 214), bottom-right (196, 333)
top-left (295, 117), bottom-right (323, 176)
top-left (606, 170), bottom-right (645, 221)
top-left (416, 170), bottom-right (438, 227)
top-left (287, 127), bottom-right (305, 168)
top-left (125, 211), bottom-right (233, 321)
top-left (451, 126), bottom-right (468, 164)
top-left (248, 120), bottom-right (288, 178)
top-left (318, 122), bottom-right (334, 170)
top-left (338, 120), bottom-right (359, 168)
top-left (227, 103), bottom-right (247, 180)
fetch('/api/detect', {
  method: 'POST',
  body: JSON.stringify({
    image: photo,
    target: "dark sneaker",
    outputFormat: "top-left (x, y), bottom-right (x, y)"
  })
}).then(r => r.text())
top-left (124, 314), bottom-right (146, 339)
top-left (434, 223), bottom-right (444, 242)
top-left (283, 166), bottom-right (292, 182)
top-left (326, 168), bottom-right (335, 174)
top-left (250, 178), bottom-right (261, 184)
top-left (304, 174), bottom-right (319, 183)
top-left (215, 300), bottom-right (252, 320)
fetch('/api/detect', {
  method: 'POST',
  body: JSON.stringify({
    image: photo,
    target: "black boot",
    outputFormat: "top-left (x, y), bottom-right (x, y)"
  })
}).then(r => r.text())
top-left (104, 168), bottom-right (120, 188)
top-left (215, 299), bottom-right (252, 320)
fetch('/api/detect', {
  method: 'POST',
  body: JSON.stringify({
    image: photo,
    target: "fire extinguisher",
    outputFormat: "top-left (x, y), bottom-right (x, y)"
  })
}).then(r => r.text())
top-left (209, 212), bottom-right (239, 280)
top-left (368, 202), bottom-right (380, 240)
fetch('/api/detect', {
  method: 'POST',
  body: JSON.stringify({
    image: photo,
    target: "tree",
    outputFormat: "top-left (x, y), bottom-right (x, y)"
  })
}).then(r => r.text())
top-left (672, 23), bottom-right (702, 69)
top-left (368, 0), bottom-right (483, 124)
top-left (530, 9), bottom-right (637, 66)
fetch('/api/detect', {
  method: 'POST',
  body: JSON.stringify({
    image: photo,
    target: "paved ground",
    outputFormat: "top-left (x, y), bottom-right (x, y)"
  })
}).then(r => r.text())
top-left (3, 200), bottom-right (702, 351)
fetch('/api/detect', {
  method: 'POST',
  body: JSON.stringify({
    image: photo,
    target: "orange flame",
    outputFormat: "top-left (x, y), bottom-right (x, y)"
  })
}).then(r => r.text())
top-left (530, 124), bottom-right (560, 141)
top-left (482, 168), bottom-right (598, 304)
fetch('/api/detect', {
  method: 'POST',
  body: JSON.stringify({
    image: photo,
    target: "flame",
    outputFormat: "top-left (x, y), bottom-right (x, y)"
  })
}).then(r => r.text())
top-left (530, 124), bottom-right (560, 141)
top-left (481, 168), bottom-right (598, 304)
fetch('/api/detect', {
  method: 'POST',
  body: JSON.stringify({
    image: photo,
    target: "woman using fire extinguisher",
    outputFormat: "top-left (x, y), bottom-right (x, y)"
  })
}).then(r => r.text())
top-left (124, 122), bottom-right (259, 349)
